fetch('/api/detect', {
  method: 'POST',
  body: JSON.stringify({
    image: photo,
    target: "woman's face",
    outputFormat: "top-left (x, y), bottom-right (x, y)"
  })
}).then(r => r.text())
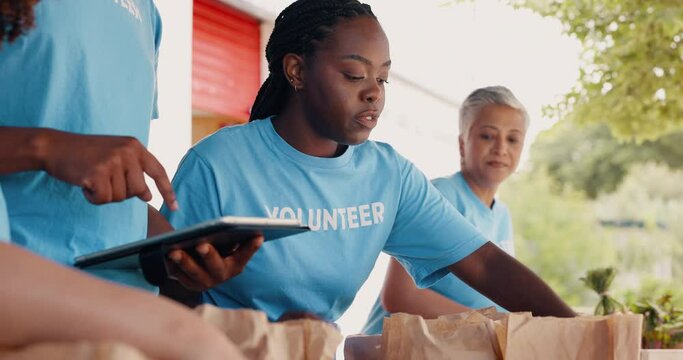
top-left (460, 104), bottom-right (526, 188)
top-left (300, 16), bottom-right (391, 145)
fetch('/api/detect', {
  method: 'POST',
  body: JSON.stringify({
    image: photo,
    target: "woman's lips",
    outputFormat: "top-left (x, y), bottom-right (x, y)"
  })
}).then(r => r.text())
top-left (487, 161), bottom-right (508, 168)
top-left (355, 111), bottom-right (378, 130)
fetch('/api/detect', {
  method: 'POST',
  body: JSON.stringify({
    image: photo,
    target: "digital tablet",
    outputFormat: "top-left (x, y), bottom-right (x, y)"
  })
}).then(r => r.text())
top-left (74, 216), bottom-right (310, 271)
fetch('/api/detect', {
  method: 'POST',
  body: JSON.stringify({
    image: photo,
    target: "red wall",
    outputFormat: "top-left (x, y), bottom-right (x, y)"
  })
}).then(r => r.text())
top-left (193, 0), bottom-right (261, 121)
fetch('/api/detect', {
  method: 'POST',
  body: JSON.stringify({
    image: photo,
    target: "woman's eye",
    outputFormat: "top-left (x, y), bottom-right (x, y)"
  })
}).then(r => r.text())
top-left (480, 134), bottom-right (493, 140)
top-left (343, 73), bottom-right (365, 81)
top-left (377, 78), bottom-right (389, 85)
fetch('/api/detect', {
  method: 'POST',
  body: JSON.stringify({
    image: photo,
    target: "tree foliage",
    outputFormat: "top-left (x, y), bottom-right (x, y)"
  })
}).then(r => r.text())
top-left (498, 172), bottom-right (617, 306)
top-left (531, 121), bottom-right (683, 198)
top-left (500, 165), bottom-right (683, 307)
top-left (513, 0), bottom-right (683, 141)
top-left (595, 163), bottom-right (683, 282)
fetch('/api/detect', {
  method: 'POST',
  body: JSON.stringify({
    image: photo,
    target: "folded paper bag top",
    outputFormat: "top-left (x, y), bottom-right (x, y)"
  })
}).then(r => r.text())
top-left (382, 311), bottom-right (505, 360)
top-left (195, 305), bottom-right (343, 360)
top-left (504, 312), bottom-right (643, 360)
top-left (381, 309), bottom-right (643, 360)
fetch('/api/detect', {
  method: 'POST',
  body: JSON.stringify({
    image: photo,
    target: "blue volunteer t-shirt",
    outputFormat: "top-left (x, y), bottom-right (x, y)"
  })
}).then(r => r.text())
top-left (0, 0), bottom-right (162, 289)
top-left (0, 185), bottom-right (10, 241)
top-left (162, 117), bottom-right (488, 322)
top-left (363, 171), bottom-right (515, 334)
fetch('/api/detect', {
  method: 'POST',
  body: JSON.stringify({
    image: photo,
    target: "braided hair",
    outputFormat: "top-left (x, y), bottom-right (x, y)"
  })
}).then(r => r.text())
top-left (249, 0), bottom-right (376, 121)
top-left (0, 0), bottom-right (39, 45)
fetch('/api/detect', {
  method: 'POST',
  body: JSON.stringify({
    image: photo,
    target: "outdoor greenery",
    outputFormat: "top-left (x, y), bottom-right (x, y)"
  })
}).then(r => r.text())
top-left (501, 0), bottom-right (683, 306)
top-left (580, 267), bottom-right (624, 315)
top-left (449, 0), bottom-right (683, 318)
top-left (513, 0), bottom-right (683, 142)
top-left (498, 172), bottom-right (618, 306)
top-left (531, 122), bottom-right (683, 198)
top-left (499, 164), bottom-right (683, 308)
top-left (630, 293), bottom-right (683, 349)
top-left (581, 268), bottom-right (683, 349)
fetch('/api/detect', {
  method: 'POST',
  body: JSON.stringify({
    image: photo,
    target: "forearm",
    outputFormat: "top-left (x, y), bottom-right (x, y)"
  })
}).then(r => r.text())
top-left (383, 286), bottom-right (471, 319)
top-left (382, 258), bottom-right (470, 319)
top-left (149, 206), bottom-right (211, 305)
top-left (449, 242), bottom-right (575, 317)
top-left (148, 205), bottom-right (174, 237)
top-left (0, 127), bottom-right (52, 174)
top-left (0, 243), bottom-right (237, 359)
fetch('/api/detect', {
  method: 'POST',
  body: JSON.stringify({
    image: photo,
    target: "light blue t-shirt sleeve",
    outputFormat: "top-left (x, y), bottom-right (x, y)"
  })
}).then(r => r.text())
top-left (161, 149), bottom-right (223, 228)
top-left (0, 185), bottom-right (10, 242)
top-left (383, 158), bottom-right (488, 289)
top-left (431, 177), bottom-right (460, 206)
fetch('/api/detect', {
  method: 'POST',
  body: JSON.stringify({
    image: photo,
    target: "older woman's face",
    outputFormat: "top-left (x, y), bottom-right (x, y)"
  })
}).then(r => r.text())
top-left (460, 104), bottom-right (526, 188)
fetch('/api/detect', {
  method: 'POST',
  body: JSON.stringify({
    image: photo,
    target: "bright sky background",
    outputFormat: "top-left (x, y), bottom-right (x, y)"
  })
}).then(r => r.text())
top-left (241, 0), bottom-right (583, 341)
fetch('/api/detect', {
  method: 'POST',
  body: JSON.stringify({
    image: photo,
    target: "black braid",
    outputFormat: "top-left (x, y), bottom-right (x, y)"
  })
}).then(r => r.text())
top-left (249, 0), bottom-right (376, 121)
top-left (0, 0), bottom-right (39, 46)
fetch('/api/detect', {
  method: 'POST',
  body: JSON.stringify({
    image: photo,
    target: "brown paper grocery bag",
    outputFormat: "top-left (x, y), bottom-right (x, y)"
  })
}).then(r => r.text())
top-left (504, 313), bottom-right (643, 360)
top-left (436, 307), bottom-right (531, 356)
top-left (195, 305), bottom-right (343, 360)
top-left (382, 311), bottom-right (504, 360)
top-left (0, 341), bottom-right (148, 360)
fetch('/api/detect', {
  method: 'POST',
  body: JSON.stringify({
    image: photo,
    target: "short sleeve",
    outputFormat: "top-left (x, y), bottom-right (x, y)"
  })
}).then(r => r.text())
top-left (383, 158), bottom-right (488, 289)
top-left (161, 149), bottom-right (223, 228)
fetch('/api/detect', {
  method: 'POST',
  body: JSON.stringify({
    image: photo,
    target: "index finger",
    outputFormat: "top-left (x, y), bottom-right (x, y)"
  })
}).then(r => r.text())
top-left (141, 150), bottom-right (178, 210)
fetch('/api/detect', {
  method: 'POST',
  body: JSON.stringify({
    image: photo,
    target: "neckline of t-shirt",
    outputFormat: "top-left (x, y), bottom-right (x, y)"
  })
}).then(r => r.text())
top-left (259, 116), bottom-right (355, 169)
top-left (454, 171), bottom-right (498, 215)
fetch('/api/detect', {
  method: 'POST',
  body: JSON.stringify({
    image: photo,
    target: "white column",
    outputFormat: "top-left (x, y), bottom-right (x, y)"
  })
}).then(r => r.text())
top-left (148, 0), bottom-right (194, 209)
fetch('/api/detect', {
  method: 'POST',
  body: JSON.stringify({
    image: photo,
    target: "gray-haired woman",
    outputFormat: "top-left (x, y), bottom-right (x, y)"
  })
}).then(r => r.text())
top-left (363, 86), bottom-right (529, 334)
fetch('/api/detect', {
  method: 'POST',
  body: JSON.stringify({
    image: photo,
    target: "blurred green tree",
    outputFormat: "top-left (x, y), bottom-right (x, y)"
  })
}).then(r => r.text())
top-left (513, 0), bottom-right (683, 141)
top-left (531, 121), bottom-right (683, 198)
top-left (500, 165), bottom-right (683, 307)
top-left (498, 171), bottom-right (618, 306)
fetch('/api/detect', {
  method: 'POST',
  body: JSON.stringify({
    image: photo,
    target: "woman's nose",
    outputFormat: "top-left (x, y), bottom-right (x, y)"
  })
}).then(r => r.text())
top-left (363, 80), bottom-right (382, 103)
top-left (493, 138), bottom-right (507, 154)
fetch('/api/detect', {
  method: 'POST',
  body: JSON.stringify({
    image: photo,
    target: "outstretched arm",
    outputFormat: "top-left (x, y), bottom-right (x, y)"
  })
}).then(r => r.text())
top-left (0, 127), bottom-right (177, 209)
top-left (0, 243), bottom-right (245, 360)
top-left (449, 242), bottom-right (575, 317)
top-left (381, 257), bottom-right (470, 318)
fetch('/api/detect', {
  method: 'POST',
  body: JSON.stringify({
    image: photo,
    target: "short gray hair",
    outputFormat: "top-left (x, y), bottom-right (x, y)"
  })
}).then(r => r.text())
top-left (459, 86), bottom-right (529, 138)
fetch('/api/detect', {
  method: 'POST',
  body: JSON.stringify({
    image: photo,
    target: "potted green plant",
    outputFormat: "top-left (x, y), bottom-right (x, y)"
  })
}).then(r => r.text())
top-left (580, 267), bottom-right (624, 316)
top-left (630, 293), bottom-right (683, 349)
top-left (581, 267), bottom-right (683, 359)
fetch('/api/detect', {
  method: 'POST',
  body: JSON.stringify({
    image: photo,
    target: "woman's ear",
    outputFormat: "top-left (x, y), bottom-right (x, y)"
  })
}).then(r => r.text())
top-left (458, 134), bottom-right (465, 159)
top-left (283, 53), bottom-right (305, 92)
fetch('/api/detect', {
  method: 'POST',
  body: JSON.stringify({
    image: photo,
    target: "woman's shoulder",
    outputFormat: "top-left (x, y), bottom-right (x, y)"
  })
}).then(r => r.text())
top-left (194, 121), bottom-right (260, 147)
top-left (431, 173), bottom-right (462, 192)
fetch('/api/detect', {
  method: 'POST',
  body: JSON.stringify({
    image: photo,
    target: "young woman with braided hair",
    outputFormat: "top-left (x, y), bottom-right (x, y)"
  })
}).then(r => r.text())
top-left (163, 0), bottom-right (575, 323)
